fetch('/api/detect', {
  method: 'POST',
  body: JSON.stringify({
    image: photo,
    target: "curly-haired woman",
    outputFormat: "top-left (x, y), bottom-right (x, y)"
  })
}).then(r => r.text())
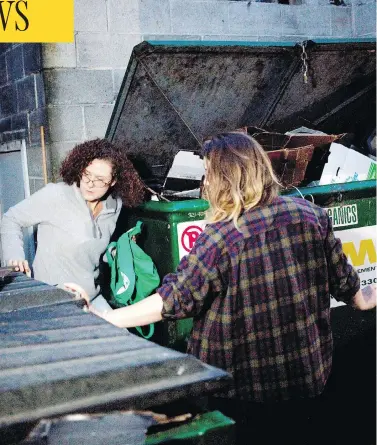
top-left (0, 138), bottom-right (144, 310)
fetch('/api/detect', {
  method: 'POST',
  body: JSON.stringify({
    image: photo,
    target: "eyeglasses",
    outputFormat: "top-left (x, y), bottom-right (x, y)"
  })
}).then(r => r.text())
top-left (82, 170), bottom-right (112, 188)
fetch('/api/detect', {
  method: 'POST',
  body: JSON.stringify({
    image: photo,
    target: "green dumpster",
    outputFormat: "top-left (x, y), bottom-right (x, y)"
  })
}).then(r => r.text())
top-left (121, 199), bottom-right (208, 350)
top-left (107, 38), bottom-right (376, 350)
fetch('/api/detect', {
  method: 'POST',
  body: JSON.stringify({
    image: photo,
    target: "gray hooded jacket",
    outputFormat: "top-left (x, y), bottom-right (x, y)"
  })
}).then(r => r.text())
top-left (0, 182), bottom-right (122, 299)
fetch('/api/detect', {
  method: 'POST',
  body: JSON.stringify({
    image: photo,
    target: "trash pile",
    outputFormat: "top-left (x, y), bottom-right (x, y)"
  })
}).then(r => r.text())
top-left (163, 125), bottom-right (376, 199)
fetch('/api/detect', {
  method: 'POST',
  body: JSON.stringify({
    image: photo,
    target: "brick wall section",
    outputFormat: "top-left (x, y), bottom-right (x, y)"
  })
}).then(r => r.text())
top-left (42, 0), bottom-right (376, 178)
top-left (0, 43), bottom-right (48, 193)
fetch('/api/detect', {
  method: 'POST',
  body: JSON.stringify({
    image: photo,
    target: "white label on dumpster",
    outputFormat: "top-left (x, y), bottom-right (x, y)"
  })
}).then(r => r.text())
top-left (325, 204), bottom-right (358, 228)
top-left (331, 226), bottom-right (377, 308)
top-left (177, 220), bottom-right (207, 259)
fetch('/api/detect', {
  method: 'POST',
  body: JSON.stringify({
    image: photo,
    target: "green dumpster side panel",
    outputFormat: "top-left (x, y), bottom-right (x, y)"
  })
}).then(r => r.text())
top-left (283, 180), bottom-right (377, 229)
top-left (124, 199), bottom-right (208, 350)
top-left (145, 411), bottom-right (235, 444)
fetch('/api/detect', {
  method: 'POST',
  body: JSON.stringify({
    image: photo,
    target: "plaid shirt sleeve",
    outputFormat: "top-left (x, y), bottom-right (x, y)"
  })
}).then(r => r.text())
top-left (324, 213), bottom-right (360, 303)
top-left (157, 230), bottom-right (223, 319)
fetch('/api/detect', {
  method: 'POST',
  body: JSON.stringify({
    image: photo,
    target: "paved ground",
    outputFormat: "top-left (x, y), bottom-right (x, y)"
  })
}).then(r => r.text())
top-left (320, 306), bottom-right (376, 445)
top-left (235, 305), bottom-right (377, 445)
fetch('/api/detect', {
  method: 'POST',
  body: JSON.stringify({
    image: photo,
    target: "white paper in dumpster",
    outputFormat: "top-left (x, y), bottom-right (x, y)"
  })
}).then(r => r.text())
top-left (166, 151), bottom-right (204, 181)
top-left (164, 151), bottom-right (204, 198)
top-left (320, 142), bottom-right (377, 185)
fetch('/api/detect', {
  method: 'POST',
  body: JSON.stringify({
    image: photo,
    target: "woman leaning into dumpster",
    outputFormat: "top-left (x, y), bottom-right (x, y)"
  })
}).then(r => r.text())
top-left (0, 138), bottom-right (144, 311)
top-left (73, 132), bottom-right (376, 441)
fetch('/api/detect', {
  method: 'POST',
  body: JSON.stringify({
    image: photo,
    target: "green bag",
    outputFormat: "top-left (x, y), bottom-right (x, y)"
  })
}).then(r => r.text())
top-left (105, 221), bottom-right (160, 339)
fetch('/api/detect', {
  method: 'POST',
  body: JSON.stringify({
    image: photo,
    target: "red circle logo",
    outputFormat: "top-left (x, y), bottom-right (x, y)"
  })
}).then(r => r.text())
top-left (181, 225), bottom-right (203, 252)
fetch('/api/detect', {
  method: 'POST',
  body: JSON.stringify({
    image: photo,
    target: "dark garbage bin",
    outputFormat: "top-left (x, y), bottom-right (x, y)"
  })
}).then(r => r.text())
top-left (0, 272), bottom-right (234, 444)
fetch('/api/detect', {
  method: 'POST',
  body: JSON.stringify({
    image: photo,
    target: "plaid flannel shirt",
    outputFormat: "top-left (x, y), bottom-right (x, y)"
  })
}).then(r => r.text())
top-left (158, 196), bottom-right (360, 402)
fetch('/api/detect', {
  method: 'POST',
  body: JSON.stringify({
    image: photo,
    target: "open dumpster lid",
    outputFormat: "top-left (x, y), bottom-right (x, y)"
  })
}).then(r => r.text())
top-left (106, 39), bottom-right (376, 188)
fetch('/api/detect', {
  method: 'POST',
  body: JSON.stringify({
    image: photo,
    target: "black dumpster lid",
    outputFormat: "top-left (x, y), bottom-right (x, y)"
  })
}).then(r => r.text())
top-left (106, 39), bottom-right (376, 187)
top-left (0, 274), bottom-right (231, 430)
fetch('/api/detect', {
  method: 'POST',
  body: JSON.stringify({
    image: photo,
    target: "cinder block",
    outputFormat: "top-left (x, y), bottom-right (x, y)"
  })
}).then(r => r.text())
top-left (0, 54), bottom-right (7, 86)
top-left (228, 3), bottom-right (283, 37)
top-left (108, 0), bottom-right (141, 34)
top-left (281, 5), bottom-right (331, 37)
top-left (26, 146), bottom-right (44, 177)
top-left (75, 0), bottom-right (108, 32)
top-left (139, 0), bottom-right (171, 34)
top-left (0, 85), bottom-right (17, 117)
top-left (112, 34), bottom-right (142, 68)
top-left (76, 33), bottom-right (142, 69)
top-left (35, 73), bottom-right (46, 110)
top-left (42, 43), bottom-right (77, 69)
top-left (47, 106), bottom-right (85, 142)
top-left (331, 6), bottom-right (352, 37)
top-left (29, 178), bottom-right (46, 195)
top-left (44, 69), bottom-right (114, 105)
top-left (354, 2), bottom-right (376, 36)
top-left (23, 44), bottom-right (42, 75)
top-left (113, 69), bottom-right (126, 95)
top-left (6, 46), bottom-right (24, 81)
top-left (29, 108), bottom-right (48, 147)
top-left (11, 112), bottom-right (28, 132)
top-left (76, 33), bottom-right (112, 67)
top-left (83, 104), bottom-right (114, 139)
top-left (48, 141), bottom-right (78, 180)
top-left (109, 0), bottom-right (171, 34)
top-left (171, 1), bottom-right (228, 35)
top-left (0, 44), bottom-right (11, 56)
top-left (16, 75), bottom-right (37, 112)
top-left (0, 117), bottom-right (11, 134)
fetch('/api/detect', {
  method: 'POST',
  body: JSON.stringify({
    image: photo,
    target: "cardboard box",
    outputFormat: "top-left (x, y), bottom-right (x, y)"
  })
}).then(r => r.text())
top-left (320, 143), bottom-right (377, 185)
top-left (247, 127), bottom-right (340, 187)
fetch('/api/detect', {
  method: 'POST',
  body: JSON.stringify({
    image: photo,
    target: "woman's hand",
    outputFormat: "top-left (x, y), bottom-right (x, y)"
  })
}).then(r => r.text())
top-left (63, 282), bottom-right (90, 305)
top-left (62, 283), bottom-right (112, 322)
top-left (352, 285), bottom-right (377, 311)
top-left (8, 260), bottom-right (31, 277)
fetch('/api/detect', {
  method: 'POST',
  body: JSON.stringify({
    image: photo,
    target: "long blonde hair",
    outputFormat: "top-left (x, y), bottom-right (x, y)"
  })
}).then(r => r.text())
top-left (202, 132), bottom-right (280, 228)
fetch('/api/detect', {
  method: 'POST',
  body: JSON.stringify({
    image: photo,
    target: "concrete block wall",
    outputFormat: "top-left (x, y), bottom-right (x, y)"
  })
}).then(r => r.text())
top-left (43, 0), bottom-right (376, 179)
top-left (0, 43), bottom-right (48, 193)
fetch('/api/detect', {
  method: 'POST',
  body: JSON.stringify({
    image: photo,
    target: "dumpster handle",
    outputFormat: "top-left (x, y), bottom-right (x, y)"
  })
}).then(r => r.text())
top-left (300, 41), bottom-right (309, 84)
top-left (287, 186), bottom-right (315, 204)
top-left (304, 193), bottom-right (315, 203)
top-left (291, 185), bottom-right (305, 200)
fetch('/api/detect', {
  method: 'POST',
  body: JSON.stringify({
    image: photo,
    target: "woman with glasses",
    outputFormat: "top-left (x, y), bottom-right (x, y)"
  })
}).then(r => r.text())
top-left (0, 138), bottom-right (144, 310)
top-left (81, 132), bottom-right (375, 442)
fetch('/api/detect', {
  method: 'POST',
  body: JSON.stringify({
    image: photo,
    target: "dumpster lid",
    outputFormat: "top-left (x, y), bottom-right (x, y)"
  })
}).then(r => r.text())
top-left (0, 273), bottom-right (232, 429)
top-left (106, 39), bottom-right (376, 187)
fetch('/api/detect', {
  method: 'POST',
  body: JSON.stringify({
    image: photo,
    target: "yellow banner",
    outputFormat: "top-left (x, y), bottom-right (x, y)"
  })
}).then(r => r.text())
top-left (0, 0), bottom-right (74, 42)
